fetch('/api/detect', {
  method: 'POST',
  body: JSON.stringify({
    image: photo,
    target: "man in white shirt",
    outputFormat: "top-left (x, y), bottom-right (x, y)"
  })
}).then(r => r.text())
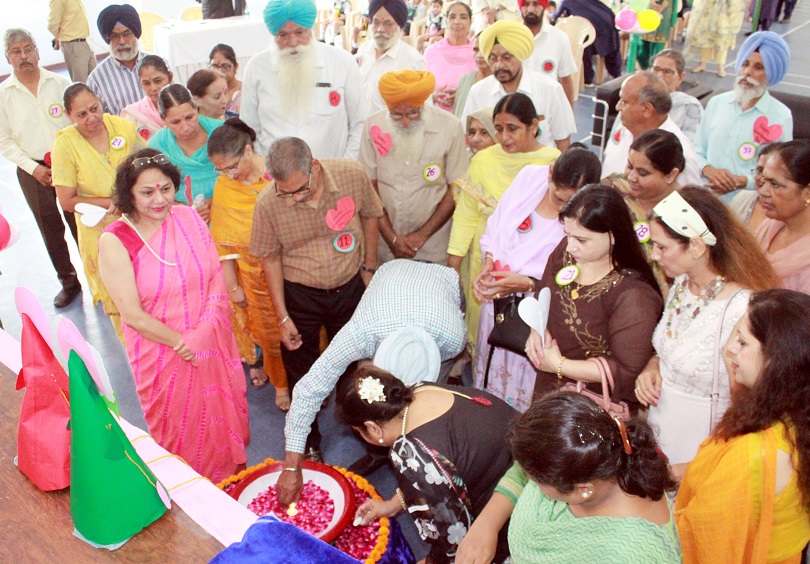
top-left (462, 20), bottom-right (575, 150)
top-left (241, 0), bottom-right (365, 159)
top-left (86, 4), bottom-right (145, 115)
top-left (357, 0), bottom-right (425, 114)
top-left (520, 0), bottom-right (577, 107)
top-left (0, 29), bottom-right (81, 307)
top-left (650, 50), bottom-right (704, 141)
top-left (601, 72), bottom-right (701, 186)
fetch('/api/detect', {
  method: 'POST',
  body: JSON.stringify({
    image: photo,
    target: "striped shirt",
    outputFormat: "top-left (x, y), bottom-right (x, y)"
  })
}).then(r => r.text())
top-left (86, 52), bottom-right (145, 116)
top-left (285, 259), bottom-right (467, 453)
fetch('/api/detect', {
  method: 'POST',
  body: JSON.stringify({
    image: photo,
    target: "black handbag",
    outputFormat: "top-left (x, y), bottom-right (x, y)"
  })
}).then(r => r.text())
top-left (483, 293), bottom-right (531, 387)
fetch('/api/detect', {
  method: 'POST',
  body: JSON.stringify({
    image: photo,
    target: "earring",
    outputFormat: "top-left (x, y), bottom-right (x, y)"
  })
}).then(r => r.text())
top-left (692, 254), bottom-right (700, 260)
top-left (378, 438), bottom-right (384, 444)
top-left (805, 198), bottom-right (810, 208)
top-left (581, 489), bottom-right (593, 499)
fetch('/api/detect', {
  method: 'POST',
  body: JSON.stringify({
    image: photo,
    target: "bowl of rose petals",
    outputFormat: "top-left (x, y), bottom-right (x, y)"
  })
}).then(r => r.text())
top-left (228, 460), bottom-right (355, 543)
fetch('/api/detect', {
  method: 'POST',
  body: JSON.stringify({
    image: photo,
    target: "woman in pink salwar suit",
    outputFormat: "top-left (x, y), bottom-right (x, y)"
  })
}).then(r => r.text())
top-left (99, 148), bottom-right (249, 483)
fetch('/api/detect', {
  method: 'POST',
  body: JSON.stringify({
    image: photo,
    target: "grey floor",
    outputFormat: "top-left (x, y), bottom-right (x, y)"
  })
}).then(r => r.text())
top-left (1, 12), bottom-right (808, 560)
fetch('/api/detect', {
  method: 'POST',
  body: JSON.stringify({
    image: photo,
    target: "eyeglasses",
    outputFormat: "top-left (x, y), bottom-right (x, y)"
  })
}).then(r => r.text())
top-left (751, 166), bottom-right (765, 177)
top-left (131, 154), bottom-right (170, 170)
top-left (109, 29), bottom-right (134, 43)
top-left (488, 53), bottom-right (516, 65)
top-left (275, 28), bottom-right (311, 41)
top-left (214, 154), bottom-right (243, 175)
top-left (275, 173), bottom-right (312, 198)
top-left (389, 108), bottom-right (422, 121)
top-left (651, 65), bottom-right (678, 76)
top-left (209, 62), bottom-right (234, 72)
top-left (7, 45), bottom-right (36, 58)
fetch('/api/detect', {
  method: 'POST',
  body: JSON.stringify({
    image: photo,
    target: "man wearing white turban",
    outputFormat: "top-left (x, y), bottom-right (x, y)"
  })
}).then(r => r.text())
top-left (461, 20), bottom-right (575, 150)
top-left (240, 0), bottom-right (365, 159)
top-left (695, 31), bottom-right (793, 202)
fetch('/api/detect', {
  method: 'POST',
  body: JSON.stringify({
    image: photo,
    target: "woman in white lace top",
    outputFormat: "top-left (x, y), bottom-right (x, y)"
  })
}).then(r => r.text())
top-left (634, 187), bottom-right (780, 469)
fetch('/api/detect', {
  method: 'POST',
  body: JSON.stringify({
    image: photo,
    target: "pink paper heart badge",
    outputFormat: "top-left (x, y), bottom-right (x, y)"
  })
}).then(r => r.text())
top-left (753, 116), bottom-right (783, 144)
top-left (326, 197), bottom-right (356, 231)
top-left (370, 125), bottom-right (392, 157)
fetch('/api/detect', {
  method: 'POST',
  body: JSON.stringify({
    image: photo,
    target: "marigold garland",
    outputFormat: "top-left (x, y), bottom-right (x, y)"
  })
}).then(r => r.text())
top-left (217, 458), bottom-right (389, 564)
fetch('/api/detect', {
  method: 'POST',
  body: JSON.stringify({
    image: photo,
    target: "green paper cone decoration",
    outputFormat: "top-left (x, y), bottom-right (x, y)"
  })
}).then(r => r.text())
top-left (68, 351), bottom-right (169, 545)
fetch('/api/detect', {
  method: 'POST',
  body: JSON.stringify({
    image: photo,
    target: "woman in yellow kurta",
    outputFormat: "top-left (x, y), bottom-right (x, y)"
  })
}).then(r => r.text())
top-left (53, 83), bottom-right (145, 341)
top-left (675, 289), bottom-right (810, 564)
top-left (447, 93), bottom-right (559, 348)
top-left (207, 118), bottom-right (289, 410)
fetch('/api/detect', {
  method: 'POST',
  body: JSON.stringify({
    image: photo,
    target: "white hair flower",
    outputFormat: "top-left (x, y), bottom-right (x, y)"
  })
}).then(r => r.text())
top-left (358, 376), bottom-right (386, 404)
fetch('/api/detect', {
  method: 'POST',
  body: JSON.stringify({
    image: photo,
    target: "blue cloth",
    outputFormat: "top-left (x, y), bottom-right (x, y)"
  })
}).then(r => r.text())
top-left (263, 0), bottom-right (317, 35)
top-left (86, 52), bottom-right (145, 116)
top-left (735, 31), bottom-right (790, 86)
top-left (695, 91), bottom-right (792, 200)
top-left (285, 259), bottom-right (467, 453)
top-left (149, 115), bottom-right (223, 203)
top-left (369, 0), bottom-right (409, 29)
top-left (211, 516), bottom-right (358, 563)
top-left (97, 4), bottom-right (142, 43)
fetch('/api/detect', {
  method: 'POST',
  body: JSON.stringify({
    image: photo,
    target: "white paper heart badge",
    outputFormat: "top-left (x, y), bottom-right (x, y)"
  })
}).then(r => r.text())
top-left (75, 203), bottom-right (108, 227)
top-left (518, 287), bottom-right (551, 347)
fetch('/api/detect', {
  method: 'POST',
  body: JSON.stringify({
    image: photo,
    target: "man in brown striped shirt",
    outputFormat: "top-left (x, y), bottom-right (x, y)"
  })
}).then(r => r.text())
top-left (250, 137), bottom-right (384, 453)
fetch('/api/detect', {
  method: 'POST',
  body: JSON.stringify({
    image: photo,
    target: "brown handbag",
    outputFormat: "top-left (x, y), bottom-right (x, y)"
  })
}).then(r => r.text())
top-left (561, 356), bottom-right (631, 421)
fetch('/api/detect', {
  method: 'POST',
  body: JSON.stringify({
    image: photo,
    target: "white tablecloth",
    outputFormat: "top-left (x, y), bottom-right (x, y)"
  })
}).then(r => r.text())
top-left (153, 16), bottom-right (272, 83)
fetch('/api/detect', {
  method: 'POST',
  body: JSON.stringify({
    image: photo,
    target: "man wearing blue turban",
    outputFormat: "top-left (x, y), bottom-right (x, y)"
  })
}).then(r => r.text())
top-left (694, 31), bottom-right (793, 202)
top-left (240, 0), bottom-right (365, 159)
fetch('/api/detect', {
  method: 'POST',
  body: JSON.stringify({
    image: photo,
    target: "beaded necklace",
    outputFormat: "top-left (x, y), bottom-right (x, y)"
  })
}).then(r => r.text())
top-left (665, 275), bottom-right (726, 339)
top-left (121, 214), bottom-right (177, 267)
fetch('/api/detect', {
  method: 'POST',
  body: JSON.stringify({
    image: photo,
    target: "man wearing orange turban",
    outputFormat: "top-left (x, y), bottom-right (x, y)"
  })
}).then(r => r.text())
top-left (359, 70), bottom-right (469, 265)
top-left (461, 20), bottom-right (576, 150)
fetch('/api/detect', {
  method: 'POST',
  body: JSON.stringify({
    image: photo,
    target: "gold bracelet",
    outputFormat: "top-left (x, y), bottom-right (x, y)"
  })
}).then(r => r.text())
top-left (396, 488), bottom-right (408, 511)
top-left (278, 315), bottom-right (290, 326)
top-left (527, 277), bottom-right (535, 293)
top-left (557, 356), bottom-right (566, 380)
top-left (281, 467), bottom-right (300, 473)
top-left (228, 284), bottom-right (239, 293)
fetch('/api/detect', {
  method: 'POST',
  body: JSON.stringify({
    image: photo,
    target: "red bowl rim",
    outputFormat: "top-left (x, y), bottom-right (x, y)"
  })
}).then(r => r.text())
top-left (227, 460), bottom-right (356, 544)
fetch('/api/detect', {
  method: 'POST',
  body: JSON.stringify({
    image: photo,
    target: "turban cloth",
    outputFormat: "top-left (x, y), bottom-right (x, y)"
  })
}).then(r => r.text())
top-left (736, 31), bottom-right (790, 86)
top-left (369, 0), bottom-right (409, 29)
top-left (479, 20), bottom-right (535, 61)
top-left (97, 4), bottom-right (142, 44)
top-left (373, 326), bottom-right (441, 385)
top-left (517, 0), bottom-right (549, 9)
top-left (378, 70), bottom-right (436, 109)
top-left (263, 0), bottom-right (317, 35)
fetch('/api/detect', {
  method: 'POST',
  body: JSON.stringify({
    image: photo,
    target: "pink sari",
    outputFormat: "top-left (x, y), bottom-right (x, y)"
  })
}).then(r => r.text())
top-left (105, 206), bottom-right (249, 482)
top-left (423, 38), bottom-right (477, 112)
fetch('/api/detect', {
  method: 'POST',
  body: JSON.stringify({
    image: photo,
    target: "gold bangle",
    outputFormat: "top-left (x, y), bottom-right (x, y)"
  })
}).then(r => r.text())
top-left (527, 277), bottom-right (535, 293)
top-left (557, 356), bottom-right (566, 380)
top-left (228, 284), bottom-right (239, 293)
top-left (396, 488), bottom-right (408, 511)
top-left (278, 315), bottom-right (290, 326)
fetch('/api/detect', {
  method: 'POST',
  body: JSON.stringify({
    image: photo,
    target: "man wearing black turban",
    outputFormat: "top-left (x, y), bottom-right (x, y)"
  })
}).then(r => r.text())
top-left (356, 0), bottom-right (425, 115)
top-left (86, 4), bottom-right (145, 115)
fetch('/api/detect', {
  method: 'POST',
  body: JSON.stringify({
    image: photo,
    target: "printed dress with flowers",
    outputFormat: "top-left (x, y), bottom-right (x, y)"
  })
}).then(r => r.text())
top-left (389, 384), bottom-right (516, 563)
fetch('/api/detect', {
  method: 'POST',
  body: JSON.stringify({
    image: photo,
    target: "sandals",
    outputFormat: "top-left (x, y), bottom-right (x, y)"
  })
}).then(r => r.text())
top-left (250, 367), bottom-right (269, 389)
top-left (275, 388), bottom-right (291, 411)
top-left (691, 62), bottom-right (706, 73)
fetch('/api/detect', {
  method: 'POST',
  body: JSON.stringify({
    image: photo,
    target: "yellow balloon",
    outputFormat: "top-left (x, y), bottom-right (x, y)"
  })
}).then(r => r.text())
top-left (638, 9), bottom-right (661, 31)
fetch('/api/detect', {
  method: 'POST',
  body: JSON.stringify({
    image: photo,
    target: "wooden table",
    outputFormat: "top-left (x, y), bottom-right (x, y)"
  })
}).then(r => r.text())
top-left (0, 363), bottom-right (224, 562)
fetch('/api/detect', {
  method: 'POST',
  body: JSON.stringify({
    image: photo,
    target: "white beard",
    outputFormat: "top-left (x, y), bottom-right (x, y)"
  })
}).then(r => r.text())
top-left (271, 40), bottom-right (318, 118)
top-left (733, 76), bottom-right (767, 108)
top-left (387, 113), bottom-right (427, 162)
top-left (374, 28), bottom-right (402, 52)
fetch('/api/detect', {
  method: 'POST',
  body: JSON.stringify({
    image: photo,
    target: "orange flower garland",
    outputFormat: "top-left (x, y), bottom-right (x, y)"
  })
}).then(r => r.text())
top-left (217, 458), bottom-right (389, 564)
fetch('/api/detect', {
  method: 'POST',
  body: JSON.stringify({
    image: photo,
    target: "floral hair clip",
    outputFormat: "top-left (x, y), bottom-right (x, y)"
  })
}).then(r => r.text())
top-left (358, 376), bottom-right (386, 404)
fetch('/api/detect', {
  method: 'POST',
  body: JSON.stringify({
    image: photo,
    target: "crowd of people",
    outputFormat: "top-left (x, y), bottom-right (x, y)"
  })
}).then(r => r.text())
top-left (2, 0), bottom-right (810, 562)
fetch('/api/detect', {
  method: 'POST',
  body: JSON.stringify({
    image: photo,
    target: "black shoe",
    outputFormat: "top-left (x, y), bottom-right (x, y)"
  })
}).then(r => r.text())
top-left (347, 452), bottom-right (389, 476)
top-left (54, 285), bottom-right (81, 308)
top-left (305, 447), bottom-right (324, 463)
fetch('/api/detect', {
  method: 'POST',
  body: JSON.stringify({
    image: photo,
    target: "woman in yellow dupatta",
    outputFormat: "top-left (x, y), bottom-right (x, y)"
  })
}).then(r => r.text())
top-left (447, 93), bottom-right (560, 348)
top-left (208, 118), bottom-right (289, 410)
top-left (53, 83), bottom-right (145, 341)
top-left (675, 289), bottom-right (810, 563)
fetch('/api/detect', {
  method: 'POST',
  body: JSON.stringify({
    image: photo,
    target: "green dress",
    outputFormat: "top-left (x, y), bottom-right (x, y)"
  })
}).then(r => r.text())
top-left (504, 466), bottom-right (682, 563)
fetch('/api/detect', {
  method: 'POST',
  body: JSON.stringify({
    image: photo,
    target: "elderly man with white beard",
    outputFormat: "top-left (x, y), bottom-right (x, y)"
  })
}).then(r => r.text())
top-left (86, 4), bottom-right (145, 116)
top-left (695, 31), bottom-right (793, 201)
top-left (240, 0), bottom-right (365, 159)
top-left (357, 0), bottom-right (426, 115)
top-left (359, 70), bottom-right (469, 265)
